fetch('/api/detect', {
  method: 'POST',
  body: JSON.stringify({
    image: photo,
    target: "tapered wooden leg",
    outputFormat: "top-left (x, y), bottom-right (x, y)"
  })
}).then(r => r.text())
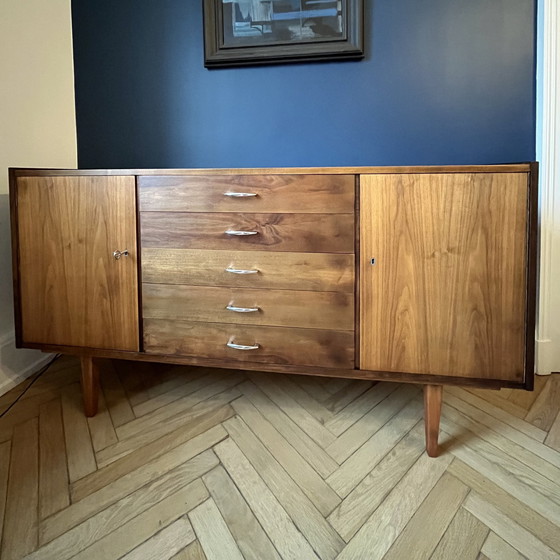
top-left (80, 356), bottom-right (100, 417)
top-left (424, 384), bottom-right (443, 457)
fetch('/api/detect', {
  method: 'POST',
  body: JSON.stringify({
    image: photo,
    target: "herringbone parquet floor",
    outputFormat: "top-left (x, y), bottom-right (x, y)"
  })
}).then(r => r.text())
top-left (0, 356), bottom-right (559, 560)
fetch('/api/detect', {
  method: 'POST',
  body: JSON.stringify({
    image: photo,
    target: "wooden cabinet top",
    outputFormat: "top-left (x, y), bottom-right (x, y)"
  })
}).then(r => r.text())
top-left (9, 164), bottom-right (533, 177)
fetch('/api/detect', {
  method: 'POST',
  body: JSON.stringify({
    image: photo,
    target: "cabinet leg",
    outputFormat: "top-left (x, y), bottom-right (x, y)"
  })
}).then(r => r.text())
top-left (80, 356), bottom-right (100, 417)
top-left (424, 384), bottom-right (443, 457)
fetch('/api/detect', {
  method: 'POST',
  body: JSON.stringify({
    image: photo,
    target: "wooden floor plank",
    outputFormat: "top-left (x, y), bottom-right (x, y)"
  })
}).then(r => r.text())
top-left (328, 422), bottom-right (425, 541)
top-left (443, 402), bottom-right (560, 482)
top-left (444, 392), bottom-right (560, 469)
top-left (39, 398), bottom-right (70, 519)
top-left (466, 388), bottom-right (528, 418)
top-left (1, 417), bottom-right (39, 560)
top-left (0, 440), bottom-right (11, 547)
top-left (87, 389), bottom-right (118, 452)
top-left (326, 384), bottom-right (419, 463)
top-left (508, 373), bottom-right (547, 410)
top-left (240, 380), bottom-right (339, 478)
top-left (336, 451), bottom-right (453, 560)
top-left (430, 508), bottom-right (489, 560)
top-left (72, 404), bottom-right (234, 502)
top-left (327, 398), bottom-right (423, 497)
top-left (449, 387), bottom-right (547, 441)
top-left (249, 372), bottom-right (336, 448)
top-left (2, 357), bottom-right (559, 560)
top-left (266, 374), bottom-right (335, 425)
top-left (448, 459), bottom-right (560, 553)
top-left (545, 410), bottom-right (560, 452)
top-left (525, 374), bottom-right (560, 431)
top-left (132, 368), bottom-right (212, 417)
top-left (70, 480), bottom-right (205, 560)
top-left (382, 473), bottom-right (469, 560)
top-left (99, 359), bottom-right (135, 427)
top-left (189, 499), bottom-right (245, 560)
top-left (171, 540), bottom-right (207, 560)
top-left (215, 438), bottom-right (320, 560)
top-left (441, 417), bottom-right (560, 526)
top-left (96, 388), bottom-right (240, 467)
top-left (464, 492), bottom-right (560, 560)
top-left (481, 532), bottom-right (528, 560)
top-left (224, 415), bottom-right (344, 560)
top-left (323, 380), bottom-right (373, 414)
top-left (323, 382), bottom-right (398, 436)
top-left (231, 396), bottom-right (340, 516)
top-left (121, 517), bottom-right (196, 560)
top-left (60, 384), bottom-right (97, 483)
top-left (40, 429), bottom-right (225, 544)
top-left (30, 458), bottom-right (215, 560)
top-left (203, 466), bottom-right (281, 560)
top-left (117, 372), bottom-right (243, 441)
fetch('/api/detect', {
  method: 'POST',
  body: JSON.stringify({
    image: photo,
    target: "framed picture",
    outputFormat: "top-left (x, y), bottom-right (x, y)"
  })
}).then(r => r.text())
top-left (203, 0), bottom-right (364, 68)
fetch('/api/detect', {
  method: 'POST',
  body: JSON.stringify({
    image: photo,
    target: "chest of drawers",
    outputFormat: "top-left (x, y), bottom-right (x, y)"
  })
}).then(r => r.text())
top-left (9, 165), bottom-right (538, 457)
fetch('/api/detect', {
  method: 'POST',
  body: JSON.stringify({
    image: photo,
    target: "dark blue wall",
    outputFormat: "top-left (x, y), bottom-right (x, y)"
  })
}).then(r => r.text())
top-left (72, 1), bottom-right (536, 168)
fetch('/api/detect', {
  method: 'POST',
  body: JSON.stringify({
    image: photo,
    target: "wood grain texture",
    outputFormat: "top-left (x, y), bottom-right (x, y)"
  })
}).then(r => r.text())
top-left (140, 212), bottom-right (354, 253)
top-left (39, 399), bottom-right (70, 519)
top-left (144, 319), bottom-right (354, 369)
top-left (11, 165), bottom-right (532, 177)
top-left (138, 174), bottom-right (354, 213)
top-left (202, 466), bottom-right (281, 560)
top-left (360, 173), bottom-right (528, 381)
top-left (1, 418), bottom-right (39, 560)
top-left (16, 175), bottom-right (139, 350)
top-left (142, 284), bottom-right (354, 331)
top-left (425, 385), bottom-right (443, 457)
top-left (0, 356), bottom-right (556, 559)
top-left (141, 249), bottom-right (355, 292)
top-left (80, 356), bottom-right (100, 417)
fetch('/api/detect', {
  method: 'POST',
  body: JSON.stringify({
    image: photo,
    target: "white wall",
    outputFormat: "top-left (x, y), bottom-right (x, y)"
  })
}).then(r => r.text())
top-left (0, 0), bottom-right (77, 394)
top-left (536, 0), bottom-right (560, 375)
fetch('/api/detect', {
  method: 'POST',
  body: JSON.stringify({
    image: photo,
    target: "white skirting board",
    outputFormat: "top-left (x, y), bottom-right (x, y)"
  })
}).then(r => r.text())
top-left (0, 330), bottom-right (53, 396)
top-left (536, 0), bottom-right (560, 375)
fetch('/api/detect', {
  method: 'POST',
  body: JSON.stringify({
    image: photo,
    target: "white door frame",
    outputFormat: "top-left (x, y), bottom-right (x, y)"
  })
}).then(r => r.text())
top-left (536, 0), bottom-right (560, 374)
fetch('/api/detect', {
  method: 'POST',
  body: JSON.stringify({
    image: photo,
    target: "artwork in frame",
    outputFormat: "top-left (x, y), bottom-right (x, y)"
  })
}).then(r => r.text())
top-left (203, 0), bottom-right (364, 68)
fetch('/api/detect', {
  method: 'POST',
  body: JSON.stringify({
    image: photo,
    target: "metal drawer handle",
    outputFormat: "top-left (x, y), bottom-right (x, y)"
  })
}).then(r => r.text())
top-left (226, 338), bottom-right (260, 351)
top-left (224, 192), bottom-right (257, 198)
top-left (226, 304), bottom-right (260, 313)
top-left (113, 249), bottom-right (129, 260)
top-left (225, 230), bottom-right (258, 236)
top-left (225, 267), bottom-right (259, 275)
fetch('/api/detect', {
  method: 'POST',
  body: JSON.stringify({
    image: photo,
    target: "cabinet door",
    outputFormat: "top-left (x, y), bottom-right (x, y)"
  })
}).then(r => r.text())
top-left (15, 175), bottom-right (139, 351)
top-left (360, 173), bottom-right (528, 382)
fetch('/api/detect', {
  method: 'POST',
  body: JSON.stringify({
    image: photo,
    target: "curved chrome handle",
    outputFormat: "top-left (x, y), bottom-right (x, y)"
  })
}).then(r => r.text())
top-left (225, 267), bottom-right (259, 275)
top-left (225, 230), bottom-right (258, 236)
top-left (224, 192), bottom-right (257, 198)
top-left (226, 305), bottom-right (260, 313)
top-left (226, 339), bottom-right (260, 351)
top-left (113, 249), bottom-right (129, 260)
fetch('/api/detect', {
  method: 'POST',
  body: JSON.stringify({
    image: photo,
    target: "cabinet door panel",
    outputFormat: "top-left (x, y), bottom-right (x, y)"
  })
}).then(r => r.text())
top-left (360, 173), bottom-right (528, 381)
top-left (17, 176), bottom-right (139, 350)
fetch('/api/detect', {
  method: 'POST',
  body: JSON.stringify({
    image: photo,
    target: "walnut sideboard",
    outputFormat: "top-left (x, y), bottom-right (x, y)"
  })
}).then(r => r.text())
top-left (9, 165), bottom-right (538, 456)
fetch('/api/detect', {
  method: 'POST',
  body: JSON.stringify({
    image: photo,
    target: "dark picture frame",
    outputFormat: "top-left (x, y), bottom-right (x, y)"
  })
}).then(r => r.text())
top-left (203, 0), bottom-right (364, 68)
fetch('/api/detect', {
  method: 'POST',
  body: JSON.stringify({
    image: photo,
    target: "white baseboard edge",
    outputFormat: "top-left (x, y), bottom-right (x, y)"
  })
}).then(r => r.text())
top-left (0, 330), bottom-right (54, 396)
top-left (535, 338), bottom-right (560, 376)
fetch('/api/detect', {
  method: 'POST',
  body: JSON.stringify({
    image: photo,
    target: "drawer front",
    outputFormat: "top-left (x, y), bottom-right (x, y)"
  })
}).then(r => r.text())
top-left (138, 174), bottom-right (355, 213)
top-left (140, 212), bottom-right (354, 253)
top-left (143, 319), bottom-right (355, 368)
top-left (143, 284), bottom-right (354, 330)
top-left (141, 249), bottom-right (355, 292)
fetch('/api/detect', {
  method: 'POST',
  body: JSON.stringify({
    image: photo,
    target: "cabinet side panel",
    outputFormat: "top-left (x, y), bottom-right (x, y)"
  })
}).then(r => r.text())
top-left (360, 173), bottom-right (528, 381)
top-left (17, 176), bottom-right (139, 351)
